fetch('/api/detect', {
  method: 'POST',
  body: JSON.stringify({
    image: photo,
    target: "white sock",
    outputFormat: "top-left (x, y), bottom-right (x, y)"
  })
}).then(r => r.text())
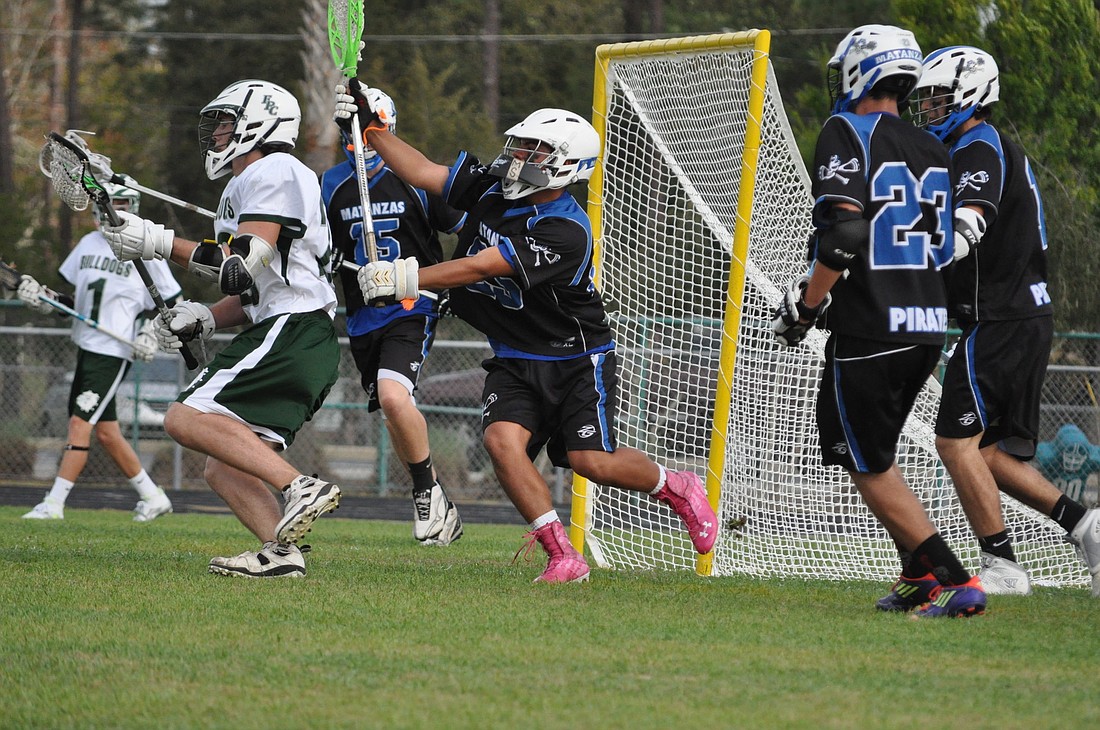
top-left (129, 469), bottom-right (161, 501)
top-left (530, 510), bottom-right (560, 531)
top-left (47, 477), bottom-right (75, 504)
top-left (649, 464), bottom-right (668, 495)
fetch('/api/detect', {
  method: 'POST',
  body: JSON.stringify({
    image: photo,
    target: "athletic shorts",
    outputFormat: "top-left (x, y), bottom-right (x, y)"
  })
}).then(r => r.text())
top-left (69, 349), bottom-right (130, 425)
top-left (817, 334), bottom-right (941, 474)
top-left (480, 350), bottom-right (619, 469)
top-left (178, 310), bottom-right (339, 449)
top-left (349, 315), bottom-right (438, 413)
top-left (936, 317), bottom-right (1052, 457)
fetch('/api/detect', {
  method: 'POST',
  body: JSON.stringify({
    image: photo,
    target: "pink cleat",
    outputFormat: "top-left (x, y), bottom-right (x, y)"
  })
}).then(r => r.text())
top-left (516, 520), bottom-right (590, 584)
top-left (652, 471), bottom-right (718, 554)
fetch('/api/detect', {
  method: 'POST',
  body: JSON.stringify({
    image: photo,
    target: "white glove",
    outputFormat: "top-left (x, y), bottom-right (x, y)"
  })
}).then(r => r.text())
top-left (333, 83), bottom-right (359, 132)
top-left (357, 258), bottom-right (420, 303)
top-left (132, 320), bottom-right (157, 363)
top-left (17, 275), bottom-right (57, 315)
top-left (153, 301), bottom-right (215, 353)
top-left (102, 210), bottom-right (175, 261)
top-left (952, 206), bottom-right (986, 262)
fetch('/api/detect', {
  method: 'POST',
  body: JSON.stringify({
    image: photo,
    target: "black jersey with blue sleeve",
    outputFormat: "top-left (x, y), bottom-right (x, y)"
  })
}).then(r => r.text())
top-left (810, 112), bottom-right (954, 345)
top-left (947, 122), bottom-right (1051, 323)
top-left (441, 152), bottom-right (613, 359)
top-left (321, 161), bottom-right (466, 336)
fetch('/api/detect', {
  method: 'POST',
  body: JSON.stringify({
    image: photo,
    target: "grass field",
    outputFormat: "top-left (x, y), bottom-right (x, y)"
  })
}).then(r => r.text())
top-left (4, 506), bottom-right (1099, 729)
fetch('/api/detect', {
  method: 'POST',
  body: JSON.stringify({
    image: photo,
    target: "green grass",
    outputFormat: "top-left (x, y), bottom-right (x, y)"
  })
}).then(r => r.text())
top-left (3, 507), bottom-right (1099, 730)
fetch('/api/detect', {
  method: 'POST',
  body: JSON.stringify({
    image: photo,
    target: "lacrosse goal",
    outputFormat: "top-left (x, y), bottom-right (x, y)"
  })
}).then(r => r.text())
top-left (569, 30), bottom-right (1089, 588)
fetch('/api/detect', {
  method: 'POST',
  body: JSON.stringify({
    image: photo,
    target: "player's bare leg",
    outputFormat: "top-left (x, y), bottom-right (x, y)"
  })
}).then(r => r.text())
top-left (96, 419), bottom-right (172, 522)
top-left (484, 421), bottom-right (587, 582)
top-left (379, 377), bottom-right (462, 545)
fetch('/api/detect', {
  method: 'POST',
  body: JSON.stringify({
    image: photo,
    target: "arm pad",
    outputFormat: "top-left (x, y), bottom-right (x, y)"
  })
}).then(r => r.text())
top-left (814, 209), bottom-right (868, 272)
top-left (187, 234), bottom-right (276, 295)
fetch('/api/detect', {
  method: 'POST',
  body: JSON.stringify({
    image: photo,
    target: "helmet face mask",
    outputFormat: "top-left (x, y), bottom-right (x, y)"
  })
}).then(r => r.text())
top-left (913, 46), bottom-right (999, 141)
top-left (488, 109), bottom-right (599, 200)
top-left (1064, 442), bottom-right (1089, 472)
top-left (827, 24), bottom-right (923, 115)
top-left (198, 79), bottom-right (301, 180)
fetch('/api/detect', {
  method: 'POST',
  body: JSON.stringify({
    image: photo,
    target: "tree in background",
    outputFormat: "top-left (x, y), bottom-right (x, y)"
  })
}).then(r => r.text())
top-left (896, 0), bottom-right (1100, 331)
top-left (3, 0), bottom-right (1097, 329)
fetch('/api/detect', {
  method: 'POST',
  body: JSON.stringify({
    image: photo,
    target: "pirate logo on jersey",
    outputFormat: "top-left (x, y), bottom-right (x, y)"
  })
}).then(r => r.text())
top-left (818, 155), bottom-right (860, 184)
top-left (526, 239), bottom-right (561, 267)
top-left (956, 170), bottom-right (990, 195)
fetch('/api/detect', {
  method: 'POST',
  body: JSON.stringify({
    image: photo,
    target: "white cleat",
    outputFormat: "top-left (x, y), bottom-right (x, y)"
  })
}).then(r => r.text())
top-left (1069, 509), bottom-right (1100, 597)
top-left (275, 475), bottom-right (340, 544)
top-left (133, 492), bottom-right (173, 523)
top-left (977, 552), bottom-right (1032, 595)
top-left (23, 498), bottom-right (64, 520)
top-left (209, 542), bottom-right (305, 578)
top-left (413, 482), bottom-right (463, 545)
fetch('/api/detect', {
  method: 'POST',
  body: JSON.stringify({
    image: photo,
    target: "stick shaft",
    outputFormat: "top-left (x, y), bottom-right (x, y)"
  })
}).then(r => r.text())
top-left (36, 295), bottom-right (138, 348)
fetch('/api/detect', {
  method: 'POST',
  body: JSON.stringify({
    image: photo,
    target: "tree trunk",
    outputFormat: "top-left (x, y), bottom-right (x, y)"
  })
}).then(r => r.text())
top-left (482, 0), bottom-right (500, 132)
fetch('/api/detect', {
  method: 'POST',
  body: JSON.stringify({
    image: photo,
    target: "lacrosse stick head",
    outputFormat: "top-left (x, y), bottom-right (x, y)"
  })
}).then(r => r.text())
top-left (42, 132), bottom-right (121, 226)
top-left (328, 0), bottom-right (364, 77)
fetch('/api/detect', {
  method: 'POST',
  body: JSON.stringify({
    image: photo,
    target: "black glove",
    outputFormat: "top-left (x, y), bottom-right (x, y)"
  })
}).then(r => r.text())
top-left (334, 78), bottom-right (382, 136)
top-left (771, 276), bottom-right (830, 348)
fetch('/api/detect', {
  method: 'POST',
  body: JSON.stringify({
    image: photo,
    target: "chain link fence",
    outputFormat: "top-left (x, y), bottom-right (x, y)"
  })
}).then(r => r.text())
top-left (3, 298), bottom-right (1098, 507)
top-left (0, 302), bottom-right (571, 501)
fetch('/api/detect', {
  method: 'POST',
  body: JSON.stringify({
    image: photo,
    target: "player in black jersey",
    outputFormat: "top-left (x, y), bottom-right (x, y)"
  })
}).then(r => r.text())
top-left (322, 86), bottom-right (467, 547)
top-left (335, 81), bottom-right (719, 583)
top-left (772, 25), bottom-right (985, 617)
top-left (915, 46), bottom-right (1100, 597)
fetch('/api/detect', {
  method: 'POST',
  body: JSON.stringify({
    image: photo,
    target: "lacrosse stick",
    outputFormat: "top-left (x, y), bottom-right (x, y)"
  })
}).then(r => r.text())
top-left (0, 260), bottom-right (141, 348)
top-left (41, 132), bottom-right (202, 369)
top-left (329, 1), bottom-right (418, 311)
top-left (39, 130), bottom-right (217, 219)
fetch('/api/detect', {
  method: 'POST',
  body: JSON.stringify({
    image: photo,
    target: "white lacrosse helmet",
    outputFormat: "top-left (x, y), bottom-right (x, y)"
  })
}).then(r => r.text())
top-left (198, 79), bottom-right (301, 180)
top-left (913, 46), bottom-right (1000, 141)
top-left (342, 86), bottom-right (397, 170)
top-left (95, 181), bottom-right (140, 227)
top-left (488, 109), bottom-right (600, 200)
top-left (828, 25), bottom-right (923, 115)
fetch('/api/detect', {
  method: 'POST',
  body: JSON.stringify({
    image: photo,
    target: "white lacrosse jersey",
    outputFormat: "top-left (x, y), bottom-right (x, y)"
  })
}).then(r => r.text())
top-left (213, 152), bottom-right (336, 323)
top-left (58, 231), bottom-right (182, 361)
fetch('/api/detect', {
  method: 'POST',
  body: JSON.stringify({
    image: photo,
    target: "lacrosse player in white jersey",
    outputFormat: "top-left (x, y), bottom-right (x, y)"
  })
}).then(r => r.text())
top-left (21, 183), bottom-right (178, 523)
top-left (104, 80), bottom-right (341, 578)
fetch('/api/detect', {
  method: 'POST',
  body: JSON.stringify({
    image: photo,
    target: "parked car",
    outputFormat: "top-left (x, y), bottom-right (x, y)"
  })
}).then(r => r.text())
top-left (39, 354), bottom-right (186, 437)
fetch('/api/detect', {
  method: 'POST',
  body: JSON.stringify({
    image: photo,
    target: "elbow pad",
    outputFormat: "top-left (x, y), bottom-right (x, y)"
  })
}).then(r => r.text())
top-left (187, 234), bottom-right (276, 295)
top-left (953, 207), bottom-right (986, 261)
top-left (814, 209), bottom-right (868, 271)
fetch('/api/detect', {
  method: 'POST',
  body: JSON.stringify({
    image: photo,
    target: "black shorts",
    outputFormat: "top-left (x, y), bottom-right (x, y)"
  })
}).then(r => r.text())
top-left (70, 349), bottom-right (130, 424)
top-left (480, 350), bottom-right (619, 469)
top-left (349, 315), bottom-right (438, 413)
top-left (936, 317), bottom-right (1052, 457)
top-left (817, 334), bottom-right (940, 474)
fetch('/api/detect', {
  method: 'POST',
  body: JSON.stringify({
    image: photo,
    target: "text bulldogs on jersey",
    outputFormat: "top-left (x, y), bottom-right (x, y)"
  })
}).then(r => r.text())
top-left (888, 306), bottom-right (948, 334)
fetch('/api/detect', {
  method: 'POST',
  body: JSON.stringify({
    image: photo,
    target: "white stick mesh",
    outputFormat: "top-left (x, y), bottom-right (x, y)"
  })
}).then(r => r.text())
top-left (581, 34), bottom-right (1088, 587)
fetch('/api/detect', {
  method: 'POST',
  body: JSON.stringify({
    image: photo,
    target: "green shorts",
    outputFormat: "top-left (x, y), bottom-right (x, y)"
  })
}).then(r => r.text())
top-left (179, 310), bottom-right (339, 449)
top-left (70, 349), bottom-right (131, 424)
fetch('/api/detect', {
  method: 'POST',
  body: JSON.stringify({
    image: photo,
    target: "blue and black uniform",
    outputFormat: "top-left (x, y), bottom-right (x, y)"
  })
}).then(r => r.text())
top-left (810, 112), bottom-right (954, 472)
top-left (442, 152), bottom-right (618, 466)
top-left (935, 122), bottom-right (1053, 455)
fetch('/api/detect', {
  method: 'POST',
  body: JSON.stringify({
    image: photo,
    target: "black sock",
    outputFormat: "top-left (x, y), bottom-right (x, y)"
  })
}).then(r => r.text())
top-left (1050, 495), bottom-right (1088, 533)
top-left (912, 533), bottom-right (972, 586)
top-left (978, 530), bottom-right (1016, 562)
top-left (893, 538), bottom-right (915, 577)
top-left (408, 456), bottom-right (435, 492)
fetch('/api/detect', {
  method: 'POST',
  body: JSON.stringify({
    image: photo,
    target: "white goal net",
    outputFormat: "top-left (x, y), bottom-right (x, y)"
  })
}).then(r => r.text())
top-left (573, 31), bottom-right (1088, 588)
